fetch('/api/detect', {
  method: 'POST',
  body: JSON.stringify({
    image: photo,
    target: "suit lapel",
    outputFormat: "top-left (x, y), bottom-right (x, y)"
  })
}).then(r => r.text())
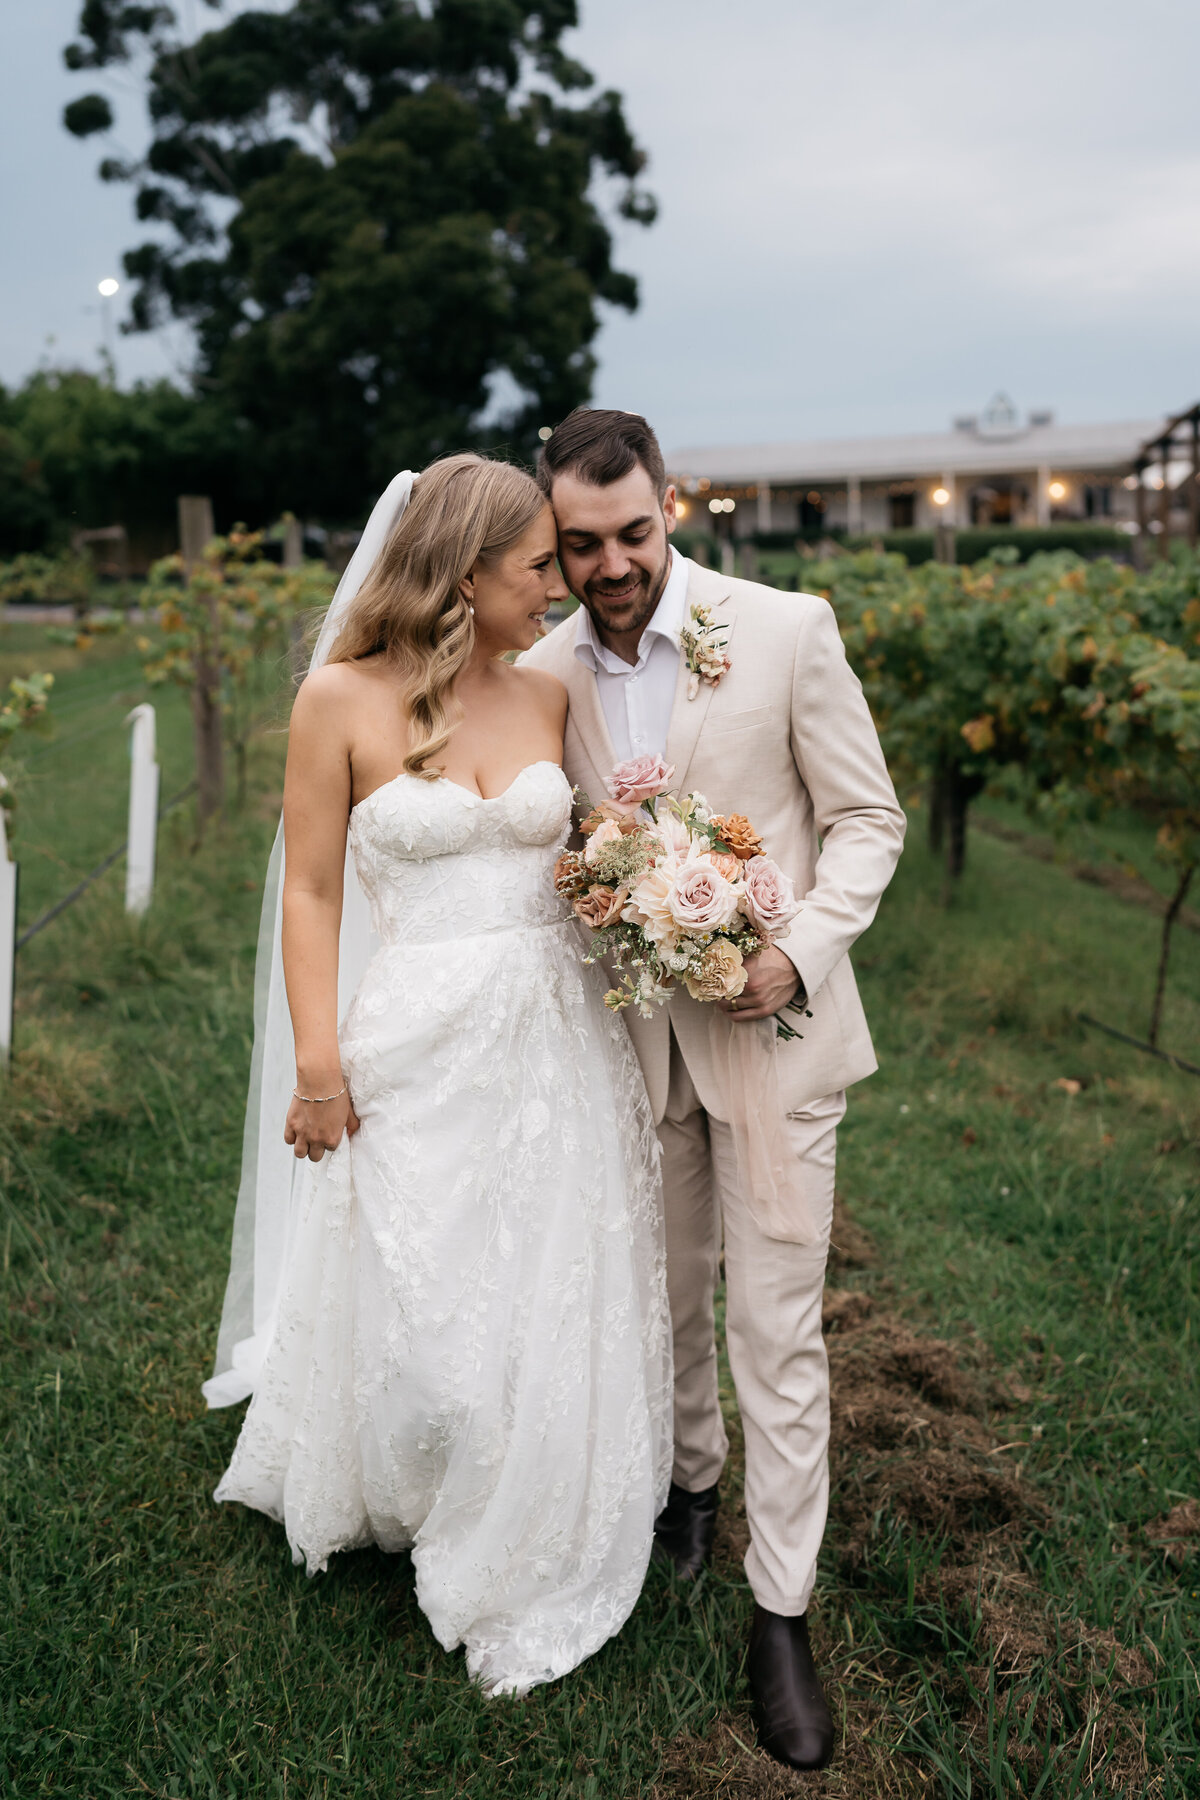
top-left (560, 616), bottom-right (620, 806)
top-left (665, 564), bottom-right (737, 794)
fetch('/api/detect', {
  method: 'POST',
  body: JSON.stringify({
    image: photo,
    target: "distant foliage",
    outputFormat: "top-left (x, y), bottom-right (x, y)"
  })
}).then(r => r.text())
top-left (140, 529), bottom-right (332, 817)
top-left (0, 672), bottom-right (55, 830)
top-left (0, 369), bottom-right (245, 556)
top-left (821, 547), bottom-right (1200, 1042)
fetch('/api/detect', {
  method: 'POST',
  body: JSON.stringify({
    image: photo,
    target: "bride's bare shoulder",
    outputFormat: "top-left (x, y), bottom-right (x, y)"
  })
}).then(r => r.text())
top-left (291, 657), bottom-right (391, 731)
top-left (507, 662), bottom-right (567, 726)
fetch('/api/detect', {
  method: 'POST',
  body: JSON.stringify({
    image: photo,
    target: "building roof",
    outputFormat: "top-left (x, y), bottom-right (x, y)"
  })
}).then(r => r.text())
top-left (668, 413), bottom-right (1166, 487)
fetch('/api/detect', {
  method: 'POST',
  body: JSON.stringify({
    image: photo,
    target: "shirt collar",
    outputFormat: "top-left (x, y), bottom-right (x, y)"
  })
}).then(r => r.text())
top-left (574, 547), bottom-right (691, 674)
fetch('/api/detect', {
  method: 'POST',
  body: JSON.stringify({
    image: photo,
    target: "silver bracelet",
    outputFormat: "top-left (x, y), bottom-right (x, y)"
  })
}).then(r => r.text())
top-left (293, 1083), bottom-right (347, 1104)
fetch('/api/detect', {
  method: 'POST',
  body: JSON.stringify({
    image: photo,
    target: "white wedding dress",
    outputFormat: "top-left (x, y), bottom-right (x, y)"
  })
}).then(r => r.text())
top-left (214, 759), bottom-right (672, 1696)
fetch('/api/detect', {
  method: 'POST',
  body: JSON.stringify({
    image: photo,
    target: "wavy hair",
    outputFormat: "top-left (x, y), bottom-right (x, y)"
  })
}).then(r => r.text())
top-left (326, 454), bottom-right (547, 777)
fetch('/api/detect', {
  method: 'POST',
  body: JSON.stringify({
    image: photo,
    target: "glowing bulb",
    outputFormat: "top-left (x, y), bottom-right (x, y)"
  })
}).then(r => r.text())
top-left (675, 500), bottom-right (689, 519)
top-left (932, 487), bottom-right (950, 507)
top-left (98, 278), bottom-right (120, 298)
top-left (708, 498), bottom-right (722, 514)
top-left (722, 497), bottom-right (736, 513)
top-left (537, 425), bottom-right (552, 442)
top-left (1048, 480), bottom-right (1067, 501)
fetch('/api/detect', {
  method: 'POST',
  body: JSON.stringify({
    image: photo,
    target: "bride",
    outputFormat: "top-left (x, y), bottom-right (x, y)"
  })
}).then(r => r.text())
top-left (205, 455), bottom-right (672, 1695)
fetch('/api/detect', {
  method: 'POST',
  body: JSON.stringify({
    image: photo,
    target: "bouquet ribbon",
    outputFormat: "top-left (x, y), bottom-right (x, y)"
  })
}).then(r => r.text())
top-left (708, 1011), bottom-right (821, 1246)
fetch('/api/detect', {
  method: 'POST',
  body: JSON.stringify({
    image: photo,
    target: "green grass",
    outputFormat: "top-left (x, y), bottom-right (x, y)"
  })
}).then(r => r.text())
top-left (1, 623), bottom-right (287, 925)
top-left (0, 649), bottom-right (1196, 1796)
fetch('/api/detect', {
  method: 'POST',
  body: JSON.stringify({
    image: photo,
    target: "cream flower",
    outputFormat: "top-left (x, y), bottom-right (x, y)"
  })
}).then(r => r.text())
top-left (684, 940), bottom-right (748, 1002)
top-left (625, 858), bottom-right (682, 950)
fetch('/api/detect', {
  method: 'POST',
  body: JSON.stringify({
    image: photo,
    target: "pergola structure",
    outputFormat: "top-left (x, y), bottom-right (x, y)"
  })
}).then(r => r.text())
top-left (1133, 402), bottom-right (1200, 555)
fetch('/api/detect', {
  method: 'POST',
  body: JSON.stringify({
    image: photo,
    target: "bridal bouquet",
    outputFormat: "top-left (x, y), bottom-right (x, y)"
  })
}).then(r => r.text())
top-left (554, 754), bottom-right (804, 1027)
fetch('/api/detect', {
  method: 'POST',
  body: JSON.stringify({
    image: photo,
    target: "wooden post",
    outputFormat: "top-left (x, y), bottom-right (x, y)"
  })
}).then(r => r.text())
top-left (124, 705), bottom-right (160, 916)
top-left (178, 495), bottom-right (223, 826)
top-left (1190, 413), bottom-right (1199, 550)
top-left (847, 477), bottom-right (863, 537)
top-left (934, 522), bottom-right (957, 565)
top-left (282, 515), bottom-right (304, 570)
top-left (0, 806), bottom-right (15, 1067)
top-left (1159, 436), bottom-right (1172, 559)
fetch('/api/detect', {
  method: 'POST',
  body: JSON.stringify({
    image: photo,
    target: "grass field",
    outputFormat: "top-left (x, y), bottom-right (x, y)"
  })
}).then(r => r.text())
top-left (1, 643), bottom-right (1196, 1798)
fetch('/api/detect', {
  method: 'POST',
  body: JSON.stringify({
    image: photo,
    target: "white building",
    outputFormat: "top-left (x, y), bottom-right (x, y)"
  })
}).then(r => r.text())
top-left (668, 393), bottom-right (1167, 537)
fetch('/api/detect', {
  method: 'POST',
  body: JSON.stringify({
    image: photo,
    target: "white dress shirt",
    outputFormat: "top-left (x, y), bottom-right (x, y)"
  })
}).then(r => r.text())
top-left (572, 549), bottom-right (690, 763)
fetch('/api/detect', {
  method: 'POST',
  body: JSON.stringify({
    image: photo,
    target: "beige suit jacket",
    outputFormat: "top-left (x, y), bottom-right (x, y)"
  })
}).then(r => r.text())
top-left (524, 561), bottom-right (907, 1125)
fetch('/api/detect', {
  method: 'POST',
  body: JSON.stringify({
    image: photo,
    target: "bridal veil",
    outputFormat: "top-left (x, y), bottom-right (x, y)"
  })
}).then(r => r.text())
top-left (203, 471), bottom-right (415, 1407)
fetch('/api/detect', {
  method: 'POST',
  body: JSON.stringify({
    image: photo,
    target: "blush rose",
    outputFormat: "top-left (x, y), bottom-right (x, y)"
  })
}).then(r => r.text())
top-left (740, 855), bottom-right (800, 937)
top-left (606, 754), bottom-right (676, 809)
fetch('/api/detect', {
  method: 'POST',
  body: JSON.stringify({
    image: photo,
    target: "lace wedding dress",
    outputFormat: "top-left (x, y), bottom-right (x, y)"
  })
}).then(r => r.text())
top-left (214, 760), bottom-right (672, 1695)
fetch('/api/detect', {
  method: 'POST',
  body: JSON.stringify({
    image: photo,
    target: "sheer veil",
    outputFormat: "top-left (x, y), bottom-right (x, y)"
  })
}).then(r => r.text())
top-left (203, 470), bottom-right (416, 1408)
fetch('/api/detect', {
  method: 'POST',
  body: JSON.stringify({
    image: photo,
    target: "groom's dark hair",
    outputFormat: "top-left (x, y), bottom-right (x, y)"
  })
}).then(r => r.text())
top-left (537, 408), bottom-right (668, 501)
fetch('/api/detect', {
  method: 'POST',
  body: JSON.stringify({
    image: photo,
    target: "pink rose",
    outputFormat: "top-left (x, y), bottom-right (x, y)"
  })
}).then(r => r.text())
top-left (740, 855), bottom-right (800, 937)
top-left (606, 754), bottom-right (676, 809)
top-left (667, 858), bottom-right (741, 934)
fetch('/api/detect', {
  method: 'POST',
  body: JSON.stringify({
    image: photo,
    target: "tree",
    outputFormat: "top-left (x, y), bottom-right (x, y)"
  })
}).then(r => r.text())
top-left (63, 1), bottom-right (655, 520)
top-left (0, 368), bottom-right (249, 554)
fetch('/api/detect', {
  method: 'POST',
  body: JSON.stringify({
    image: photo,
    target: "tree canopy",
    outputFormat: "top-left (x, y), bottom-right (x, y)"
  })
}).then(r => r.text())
top-left (63, 0), bottom-right (656, 520)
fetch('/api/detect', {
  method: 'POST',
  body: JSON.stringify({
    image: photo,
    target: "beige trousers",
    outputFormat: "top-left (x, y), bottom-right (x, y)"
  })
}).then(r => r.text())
top-left (658, 1031), bottom-right (845, 1617)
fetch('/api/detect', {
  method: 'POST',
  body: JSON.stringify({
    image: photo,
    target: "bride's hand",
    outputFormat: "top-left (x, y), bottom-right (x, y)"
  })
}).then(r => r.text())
top-left (284, 1088), bottom-right (361, 1162)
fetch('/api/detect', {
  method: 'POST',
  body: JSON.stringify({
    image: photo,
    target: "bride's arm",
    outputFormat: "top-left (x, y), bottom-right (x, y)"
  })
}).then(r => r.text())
top-left (280, 667), bottom-right (361, 1162)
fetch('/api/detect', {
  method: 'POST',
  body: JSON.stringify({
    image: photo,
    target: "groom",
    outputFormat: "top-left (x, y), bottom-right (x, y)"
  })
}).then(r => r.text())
top-left (525, 409), bottom-right (904, 1771)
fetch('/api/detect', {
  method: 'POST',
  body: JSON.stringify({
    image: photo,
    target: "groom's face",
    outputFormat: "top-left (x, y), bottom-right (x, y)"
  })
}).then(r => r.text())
top-left (550, 465), bottom-right (677, 642)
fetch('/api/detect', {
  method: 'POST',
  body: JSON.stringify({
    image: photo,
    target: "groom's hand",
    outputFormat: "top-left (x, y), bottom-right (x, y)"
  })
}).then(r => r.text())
top-left (720, 945), bottom-right (801, 1022)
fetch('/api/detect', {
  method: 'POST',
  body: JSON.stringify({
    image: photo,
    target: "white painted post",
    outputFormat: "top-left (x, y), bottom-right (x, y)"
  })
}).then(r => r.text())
top-left (125, 704), bottom-right (160, 916)
top-left (0, 803), bottom-right (16, 1066)
top-left (847, 477), bottom-right (863, 536)
top-left (1036, 463), bottom-right (1051, 527)
top-left (756, 482), bottom-right (772, 533)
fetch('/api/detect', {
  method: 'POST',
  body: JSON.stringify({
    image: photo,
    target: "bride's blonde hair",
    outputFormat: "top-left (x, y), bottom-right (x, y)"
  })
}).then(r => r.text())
top-left (327, 454), bottom-right (547, 777)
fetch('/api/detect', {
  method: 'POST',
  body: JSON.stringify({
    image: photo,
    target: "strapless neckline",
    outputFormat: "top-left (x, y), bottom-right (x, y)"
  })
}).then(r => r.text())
top-left (352, 759), bottom-right (566, 818)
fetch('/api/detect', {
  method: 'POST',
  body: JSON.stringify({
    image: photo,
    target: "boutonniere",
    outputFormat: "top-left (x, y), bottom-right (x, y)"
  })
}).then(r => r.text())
top-left (680, 603), bottom-right (731, 700)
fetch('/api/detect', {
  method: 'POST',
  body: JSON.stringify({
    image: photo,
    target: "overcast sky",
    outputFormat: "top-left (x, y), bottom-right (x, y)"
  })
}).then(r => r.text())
top-left (4, 0), bottom-right (1199, 450)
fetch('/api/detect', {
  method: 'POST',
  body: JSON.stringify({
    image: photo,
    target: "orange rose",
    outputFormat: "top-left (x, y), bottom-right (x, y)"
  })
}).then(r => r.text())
top-left (711, 814), bottom-right (763, 861)
top-left (554, 853), bottom-right (588, 896)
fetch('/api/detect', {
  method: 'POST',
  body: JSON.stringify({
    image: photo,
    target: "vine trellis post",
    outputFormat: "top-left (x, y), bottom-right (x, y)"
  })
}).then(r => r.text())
top-left (0, 807), bottom-right (16, 1066)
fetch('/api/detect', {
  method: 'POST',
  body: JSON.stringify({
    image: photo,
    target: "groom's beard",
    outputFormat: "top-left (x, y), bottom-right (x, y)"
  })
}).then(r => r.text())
top-left (582, 546), bottom-right (671, 640)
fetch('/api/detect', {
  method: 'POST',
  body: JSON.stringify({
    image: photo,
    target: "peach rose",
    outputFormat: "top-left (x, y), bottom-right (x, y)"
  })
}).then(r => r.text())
top-left (606, 754), bottom-right (676, 808)
top-left (684, 940), bottom-right (748, 1002)
top-left (583, 818), bottom-right (625, 864)
top-left (573, 883), bottom-right (629, 929)
top-left (580, 800), bottom-right (641, 837)
top-left (708, 850), bottom-right (743, 883)
top-left (741, 855), bottom-right (800, 936)
top-left (667, 858), bottom-right (741, 934)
